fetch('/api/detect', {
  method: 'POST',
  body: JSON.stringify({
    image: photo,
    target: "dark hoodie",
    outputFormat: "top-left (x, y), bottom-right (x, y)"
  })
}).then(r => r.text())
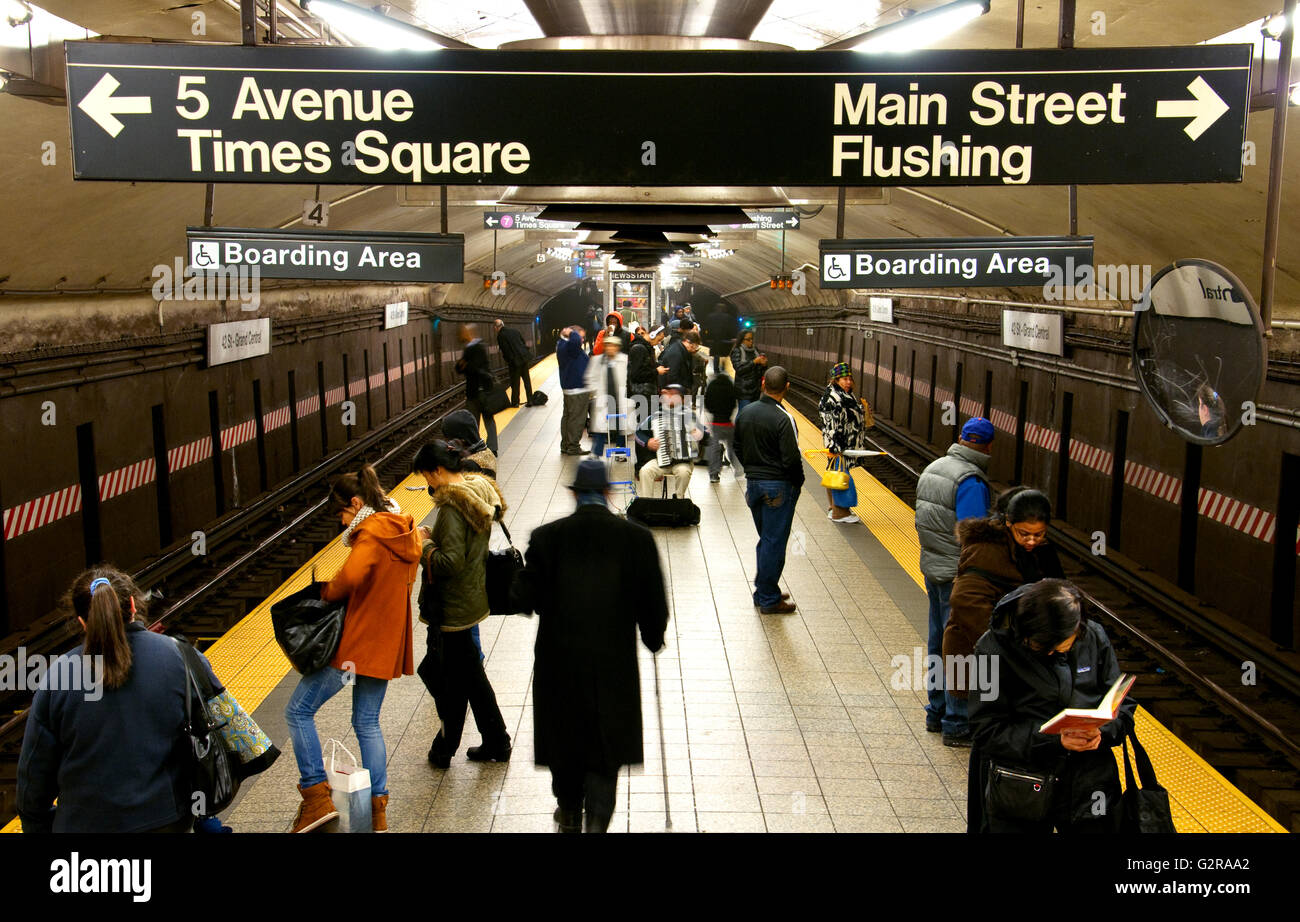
top-left (442, 408), bottom-right (497, 478)
top-left (967, 585), bottom-right (1134, 832)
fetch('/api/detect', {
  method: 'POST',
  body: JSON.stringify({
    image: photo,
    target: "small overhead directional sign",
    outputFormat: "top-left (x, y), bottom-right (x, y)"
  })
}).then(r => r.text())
top-left (820, 236), bottom-right (1093, 288)
top-left (483, 211), bottom-right (577, 230)
top-left (65, 42), bottom-right (1252, 186)
top-left (710, 211), bottom-right (801, 231)
top-left (186, 227), bottom-right (464, 282)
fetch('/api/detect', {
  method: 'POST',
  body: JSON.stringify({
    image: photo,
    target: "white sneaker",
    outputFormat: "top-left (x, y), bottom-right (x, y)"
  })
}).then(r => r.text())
top-left (831, 514), bottom-right (860, 525)
top-left (826, 508), bottom-right (834, 520)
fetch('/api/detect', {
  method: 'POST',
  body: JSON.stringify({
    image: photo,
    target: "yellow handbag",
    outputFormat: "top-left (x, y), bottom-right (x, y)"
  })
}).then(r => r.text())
top-left (820, 454), bottom-right (851, 491)
top-left (861, 398), bottom-right (875, 429)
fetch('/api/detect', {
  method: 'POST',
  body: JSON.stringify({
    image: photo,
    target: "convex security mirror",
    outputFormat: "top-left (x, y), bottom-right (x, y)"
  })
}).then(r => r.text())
top-left (1131, 259), bottom-right (1267, 445)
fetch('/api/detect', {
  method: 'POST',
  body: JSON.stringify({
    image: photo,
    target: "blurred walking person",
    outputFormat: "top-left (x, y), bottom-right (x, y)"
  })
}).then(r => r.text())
top-left (585, 332), bottom-right (631, 459)
top-left (456, 323), bottom-right (499, 454)
top-left (511, 459), bottom-right (669, 832)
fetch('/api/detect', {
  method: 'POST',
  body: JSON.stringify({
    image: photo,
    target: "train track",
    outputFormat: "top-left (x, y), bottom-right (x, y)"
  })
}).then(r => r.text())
top-left (787, 373), bottom-right (1300, 832)
top-left (0, 360), bottom-right (534, 824)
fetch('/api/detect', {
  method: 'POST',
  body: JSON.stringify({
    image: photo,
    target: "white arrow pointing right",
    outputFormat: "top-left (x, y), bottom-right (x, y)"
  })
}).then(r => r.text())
top-left (78, 73), bottom-right (152, 138)
top-left (1156, 75), bottom-right (1229, 141)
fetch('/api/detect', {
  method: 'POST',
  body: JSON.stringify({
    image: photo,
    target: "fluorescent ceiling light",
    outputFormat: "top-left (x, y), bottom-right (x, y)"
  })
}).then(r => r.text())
top-left (3, 0), bottom-right (31, 27)
top-left (302, 0), bottom-right (442, 50)
top-left (854, 0), bottom-right (990, 53)
top-left (1263, 10), bottom-right (1298, 39)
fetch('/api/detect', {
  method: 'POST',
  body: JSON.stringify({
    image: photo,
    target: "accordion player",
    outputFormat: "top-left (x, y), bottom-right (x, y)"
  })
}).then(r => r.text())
top-left (634, 384), bottom-right (709, 498)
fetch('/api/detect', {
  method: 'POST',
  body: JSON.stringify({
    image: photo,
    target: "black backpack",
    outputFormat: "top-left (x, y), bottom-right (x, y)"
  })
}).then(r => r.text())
top-left (527, 391), bottom-right (549, 406)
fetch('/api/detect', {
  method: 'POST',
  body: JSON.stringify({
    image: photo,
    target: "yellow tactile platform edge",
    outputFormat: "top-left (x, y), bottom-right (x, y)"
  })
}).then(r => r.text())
top-left (787, 401), bottom-right (1286, 834)
top-left (1, 354), bottom-right (555, 834)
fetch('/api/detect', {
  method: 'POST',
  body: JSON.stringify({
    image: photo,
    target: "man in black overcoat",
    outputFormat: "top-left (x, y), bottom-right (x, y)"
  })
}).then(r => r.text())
top-left (510, 459), bottom-right (670, 832)
top-left (494, 318), bottom-right (534, 407)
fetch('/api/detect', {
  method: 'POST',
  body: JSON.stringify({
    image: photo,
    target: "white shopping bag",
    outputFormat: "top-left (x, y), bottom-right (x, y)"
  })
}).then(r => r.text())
top-left (323, 739), bottom-right (372, 833)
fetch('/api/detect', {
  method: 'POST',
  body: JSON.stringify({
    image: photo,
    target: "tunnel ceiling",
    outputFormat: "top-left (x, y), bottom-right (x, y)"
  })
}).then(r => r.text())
top-left (0, 0), bottom-right (1295, 318)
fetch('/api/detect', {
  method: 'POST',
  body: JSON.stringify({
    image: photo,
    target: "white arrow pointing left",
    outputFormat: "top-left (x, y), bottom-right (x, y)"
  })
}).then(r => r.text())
top-left (1156, 75), bottom-right (1229, 141)
top-left (78, 73), bottom-right (152, 138)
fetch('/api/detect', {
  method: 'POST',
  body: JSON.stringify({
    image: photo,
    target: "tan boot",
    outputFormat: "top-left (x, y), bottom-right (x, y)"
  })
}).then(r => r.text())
top-left (371, 794), bottom-right (389, 833)
top-left (291, 781), bottom-right (339, 833)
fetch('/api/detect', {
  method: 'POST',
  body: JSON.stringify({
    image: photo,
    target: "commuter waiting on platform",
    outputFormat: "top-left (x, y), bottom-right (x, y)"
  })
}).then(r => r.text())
top-left (915, 417), bottom-right (994, 744)
top-left (657, 329), bottom-right (701, 392)
top-left (494, 318), bottom-right (534, 408)
top-left (635, 383), bottom-right (709, 498)
top-left (585, 332), bottom-right (632, 459)
top-left (967, 579), bottom-right (1135, 834)
top-left (819, 362), bottom-right (871, 525)
top-left (456, 323), bottom-right (499, 455)
top-left (625, 322), bottom-right (659, 426)
top-left (946, 487), bottom-right (1066, 745)
top-left (730, 328), bottom-right (766, 413)
top-left (703, 369), bottom-right (744, 483)
top-left (510, 459), bottom-right (670, 832)
top-left (557, 325), bottom-right (591, 456)
top-left (442, 408), bottom-right (497, 479)
top-left (17, 567), bottom-right (222, 833)
top-left (734, 366), bottom-right (803, 615)
top-left (592, 311), bottom-right (625, 354)
top-left (287, 465), bottom-right (420, 833)
top-left (414, 441), bottom-right (512, 770)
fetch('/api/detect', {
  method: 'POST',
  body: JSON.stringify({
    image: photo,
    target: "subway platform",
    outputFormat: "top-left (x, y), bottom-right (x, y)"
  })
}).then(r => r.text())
top-left (77, 360), bottom-right (1282, 835)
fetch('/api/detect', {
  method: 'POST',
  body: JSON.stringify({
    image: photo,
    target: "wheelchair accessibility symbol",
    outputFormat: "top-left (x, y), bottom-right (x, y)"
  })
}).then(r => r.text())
top-left (823, 253), bottom-right (851, 281)
top-left (190, 241), bottom-right (220, 269)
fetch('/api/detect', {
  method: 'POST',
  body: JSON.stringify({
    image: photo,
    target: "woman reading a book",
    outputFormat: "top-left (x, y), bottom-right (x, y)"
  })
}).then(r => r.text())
top-left (966, 579), bottom-right (1136, 834)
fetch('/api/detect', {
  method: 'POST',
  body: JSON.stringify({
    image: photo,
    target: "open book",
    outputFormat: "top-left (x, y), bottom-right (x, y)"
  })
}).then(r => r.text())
top-left (1039, 673), bottom-right (1136, 734)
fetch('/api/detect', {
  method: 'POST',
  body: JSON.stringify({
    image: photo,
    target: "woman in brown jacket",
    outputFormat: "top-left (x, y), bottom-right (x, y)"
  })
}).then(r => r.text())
top-left (285, 464), bottom-right (420, 834)
top-left (941, 488), bottom-right (1064, 746)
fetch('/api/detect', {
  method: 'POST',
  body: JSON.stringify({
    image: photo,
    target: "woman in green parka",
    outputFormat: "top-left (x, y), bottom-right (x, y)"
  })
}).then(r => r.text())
top-left (413, 439), bottom-right (512, 769)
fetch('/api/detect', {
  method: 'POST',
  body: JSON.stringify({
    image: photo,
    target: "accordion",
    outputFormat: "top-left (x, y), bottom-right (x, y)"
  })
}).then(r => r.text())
top-left (653, 408), bottom-right (699, 467)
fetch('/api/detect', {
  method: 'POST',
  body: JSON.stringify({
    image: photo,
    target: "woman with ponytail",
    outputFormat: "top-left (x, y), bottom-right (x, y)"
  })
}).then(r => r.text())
top-left (17, 566), bottom-right (222, 833)
top-left (284, 462), bottom-right (420, 833)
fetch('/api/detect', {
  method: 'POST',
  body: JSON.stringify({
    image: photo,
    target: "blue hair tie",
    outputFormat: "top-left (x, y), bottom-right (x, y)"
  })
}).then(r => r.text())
top-left (89, 577), bottom-right (111, 593)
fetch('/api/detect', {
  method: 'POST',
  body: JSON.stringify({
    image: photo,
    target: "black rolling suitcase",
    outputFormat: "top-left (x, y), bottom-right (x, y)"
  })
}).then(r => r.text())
top-left (626, 496), bottom-right (700, 528)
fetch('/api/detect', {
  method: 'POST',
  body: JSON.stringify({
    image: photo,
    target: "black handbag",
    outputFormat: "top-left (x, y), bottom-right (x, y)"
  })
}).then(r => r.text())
top-left (479, 383), bottom-right (510, 417)
top-left (270, 581), bottom-right (346, 675)
top-left (486, 508), bottom-right (525, 615)
top-left (175, 639), bottom-right (239, 819)
top-left (984, 762), bottom-right (1057, 823)
top-left (1119, 728), bottom-right (1177, 833)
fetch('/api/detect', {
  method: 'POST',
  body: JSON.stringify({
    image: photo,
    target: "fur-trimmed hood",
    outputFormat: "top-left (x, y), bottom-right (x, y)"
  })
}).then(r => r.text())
top-left (955, 516), bottom-right (1008, 546)
top-left (431, 473), bottom-right (505, 534)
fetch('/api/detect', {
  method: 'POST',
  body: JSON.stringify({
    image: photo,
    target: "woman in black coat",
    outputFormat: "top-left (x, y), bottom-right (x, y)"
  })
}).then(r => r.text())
top-left (967, 578), bottom-right (1135, 833)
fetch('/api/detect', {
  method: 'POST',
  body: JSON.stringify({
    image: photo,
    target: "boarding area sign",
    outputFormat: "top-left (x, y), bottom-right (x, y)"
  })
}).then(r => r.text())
top-left (820, 236), bottom-right (1093, 288)
top-left (65, 42), bottom-right (1252, 187)
top-left (185, 227), bottom-right (464, 283)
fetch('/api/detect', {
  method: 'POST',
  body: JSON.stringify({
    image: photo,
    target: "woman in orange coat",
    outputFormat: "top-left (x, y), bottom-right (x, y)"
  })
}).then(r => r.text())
top-left (285, 463), bottom-right (420, 834)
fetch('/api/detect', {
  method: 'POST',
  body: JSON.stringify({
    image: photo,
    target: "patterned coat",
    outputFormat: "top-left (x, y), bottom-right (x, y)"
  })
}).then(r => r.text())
top-left (818, 383), bottom-right (869, 455)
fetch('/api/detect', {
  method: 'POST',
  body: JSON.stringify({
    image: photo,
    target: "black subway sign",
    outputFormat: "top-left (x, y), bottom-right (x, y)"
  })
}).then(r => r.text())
top-left (186, 227), bottom-right (464, 283)
top-left (66, 42), bottom-right (1251, 187)
top-left (819, 236), bottom-right (1093, 289)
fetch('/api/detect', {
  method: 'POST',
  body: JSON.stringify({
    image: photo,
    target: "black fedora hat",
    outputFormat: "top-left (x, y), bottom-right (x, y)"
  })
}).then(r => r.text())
top-left (570, 458), bottom-right (609, 492)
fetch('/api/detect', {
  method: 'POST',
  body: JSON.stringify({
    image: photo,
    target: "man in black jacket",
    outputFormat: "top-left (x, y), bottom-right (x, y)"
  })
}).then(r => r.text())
top-left (625, 323), bottom-right (658, 430)
top-left (494, 318), bottom-right (534, 407)
top-left (657, 329), bottom-right (700, 392)
top-left (455, 323), bottom-right (498, 454)
top-left (511, 459), bottom-right (670, 833)
top-left (734, 367), bottom-right (803, 614)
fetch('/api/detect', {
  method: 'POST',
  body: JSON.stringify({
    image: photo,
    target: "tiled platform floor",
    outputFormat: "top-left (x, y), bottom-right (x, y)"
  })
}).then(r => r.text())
top-left (225, 371), bottom-right (970, 833)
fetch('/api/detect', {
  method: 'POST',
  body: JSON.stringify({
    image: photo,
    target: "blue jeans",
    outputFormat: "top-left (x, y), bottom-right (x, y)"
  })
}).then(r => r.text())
top-left (745, 480), bottom-right (799, 608)
top-left (285, 666), bottom-right (390, 795)
top-left (924, 577), bottom-right (968, 735)
top-left (589, 431), bottom-right (626, 458)
top-left (470, 623), bottom-right (484, 662)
